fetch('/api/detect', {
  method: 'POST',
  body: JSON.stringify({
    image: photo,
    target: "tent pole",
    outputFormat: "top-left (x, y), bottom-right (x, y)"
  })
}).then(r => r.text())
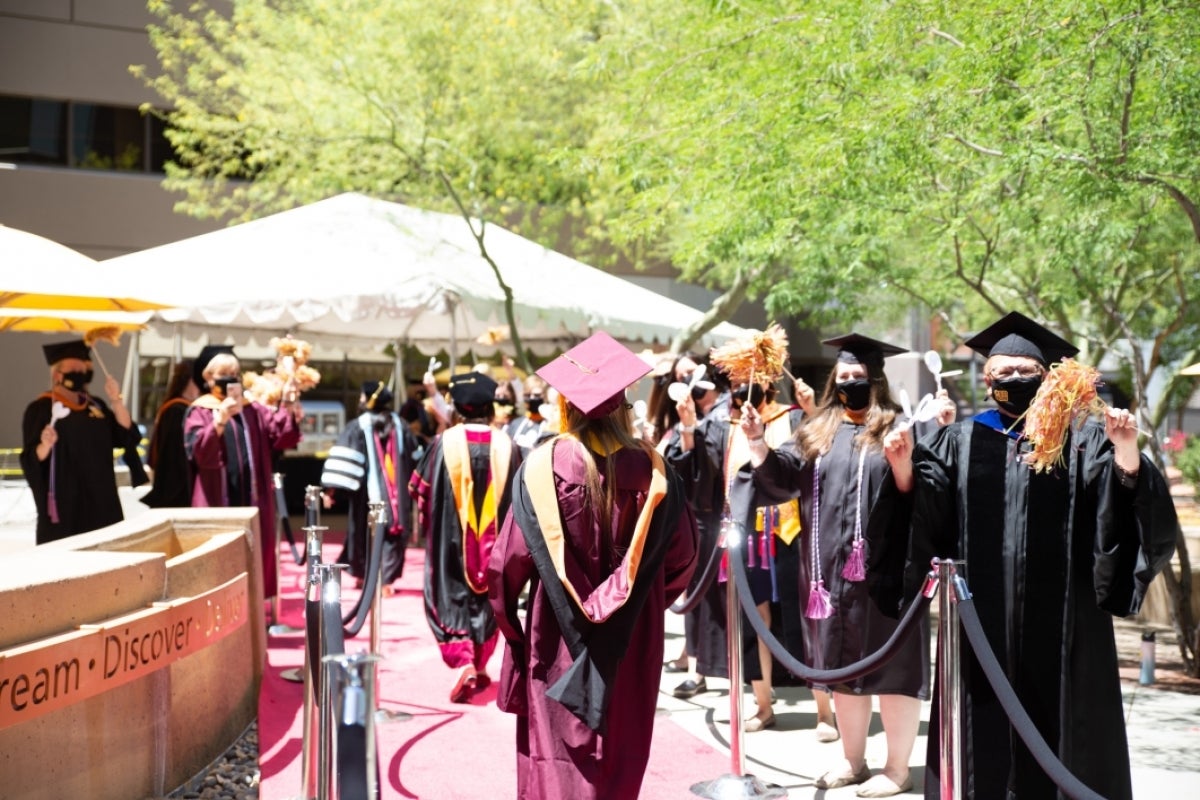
top-left (449, 301), bottom-right (458, 372)
top-left (126, 330), bottom-right (141, 419)
top-left (394, 342), bottom-right (406, 403)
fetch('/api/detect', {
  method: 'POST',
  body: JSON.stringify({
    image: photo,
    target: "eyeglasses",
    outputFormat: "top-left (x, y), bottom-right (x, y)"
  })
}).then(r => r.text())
top-left (988, 365), bottom-right (1044, 380)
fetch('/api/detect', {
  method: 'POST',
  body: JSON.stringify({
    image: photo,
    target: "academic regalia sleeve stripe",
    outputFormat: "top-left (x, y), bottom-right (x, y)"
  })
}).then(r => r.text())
top-left (322, 472), bottom-right (361, 492)
top-left (323, 458), bottom-right (365, 479)
top-left (328, 445), bottom-right (366, 464)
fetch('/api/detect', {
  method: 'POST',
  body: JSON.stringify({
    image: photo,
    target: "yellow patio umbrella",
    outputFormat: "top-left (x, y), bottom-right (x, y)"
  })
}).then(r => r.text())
top-left (0, 225), bottom-right (170, 312)
top-left (0, 308), bottom-right (153, 333)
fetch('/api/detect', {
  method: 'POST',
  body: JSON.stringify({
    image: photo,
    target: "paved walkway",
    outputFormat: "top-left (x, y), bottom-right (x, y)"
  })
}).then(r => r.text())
top-left (656, 611), bottom-right (1200, 798)
top-left (3, 479), bottom-right (1199, 798)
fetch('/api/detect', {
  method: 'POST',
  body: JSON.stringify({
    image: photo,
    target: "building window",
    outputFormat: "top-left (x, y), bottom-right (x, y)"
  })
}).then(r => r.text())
top-left (0, 94), bottom-right (172, 173)
top-left (0, 97), bottom-right (68, 165)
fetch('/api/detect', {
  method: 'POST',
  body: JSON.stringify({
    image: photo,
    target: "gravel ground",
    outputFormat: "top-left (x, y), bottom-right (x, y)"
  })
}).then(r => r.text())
top-left (149, 722), bottom-right (260, 800)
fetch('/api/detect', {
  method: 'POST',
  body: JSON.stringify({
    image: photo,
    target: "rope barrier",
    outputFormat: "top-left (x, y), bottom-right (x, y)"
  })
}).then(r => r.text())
top-left (957, 597), bottom-right (1109, 800)
top-left (341, 514), bottom-right (386, 635)
top-left (669, 533), bottom-right (724, 614)
top-left (728, 539), bottom-right (932, 685)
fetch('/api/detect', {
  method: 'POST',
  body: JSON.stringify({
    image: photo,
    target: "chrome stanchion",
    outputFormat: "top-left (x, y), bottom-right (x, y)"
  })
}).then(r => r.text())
top-left (269, 472), bottom-right (304, 635)
top-left (317, 562), bottom-right (349, 800)
top-left (690, 521), bottom-right (785, 800)
top-left (934, 558), bottom-right (965, 800)
top-left (299, 525), bottom-right (329, 799)
top-left (323, 652), bottom-right (384, 800)
top-left (365, 500), bottom-right (411, 725)
top-left (284, 521), bottom-right (328, 684)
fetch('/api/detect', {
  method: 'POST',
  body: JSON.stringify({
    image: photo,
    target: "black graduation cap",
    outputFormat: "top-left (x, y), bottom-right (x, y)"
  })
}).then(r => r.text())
top-left (42, 338), bottom-right (92, 365)
top-left (821, 332), bottom-right (908, 368)
top-left (361, 380), bottom-right (393, 411)
top-left (965, 311), bottom-right (1078, 366)
top-left (193, 344), bottom-right (237, 387)
top-left (448, 371), bottom-right (498, 412)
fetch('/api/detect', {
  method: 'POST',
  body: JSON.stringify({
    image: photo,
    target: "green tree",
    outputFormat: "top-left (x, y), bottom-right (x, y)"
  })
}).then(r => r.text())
top-left (136, 0), bottom-right (617, 371)
top-left (582, 0), bottom-right (1200, 668)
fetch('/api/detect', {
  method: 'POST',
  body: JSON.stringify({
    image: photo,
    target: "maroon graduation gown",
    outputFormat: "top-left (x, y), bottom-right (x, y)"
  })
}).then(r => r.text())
top-left (184, 397), bottom-right (301, 598)
top-left (488, 439), bottom-right (698, 800)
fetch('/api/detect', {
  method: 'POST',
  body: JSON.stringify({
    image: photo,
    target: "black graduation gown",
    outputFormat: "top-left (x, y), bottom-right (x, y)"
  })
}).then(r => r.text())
top-left (141, 398), bottom-right (193, 508)
top-left (323, 413), bottom-right (422, 583)
top-left (665, 410), bottom-right (730, 679)
top-left (21, 393), bottom-right (140, 543)
top-left (749, 422), bottom-right (927, 697)
top-left (907, 416), bottom-right (1177, 800)
top-left (410, 426), bottom-right (519, 660)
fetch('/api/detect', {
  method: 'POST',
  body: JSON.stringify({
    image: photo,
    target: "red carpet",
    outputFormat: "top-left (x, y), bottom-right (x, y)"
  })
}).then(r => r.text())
top-left (258, 536), bottom-right (731, 799)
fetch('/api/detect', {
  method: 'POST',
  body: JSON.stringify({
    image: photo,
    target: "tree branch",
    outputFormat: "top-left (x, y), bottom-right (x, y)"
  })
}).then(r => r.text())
top-left (945, 133), bottom-right (1004, 157)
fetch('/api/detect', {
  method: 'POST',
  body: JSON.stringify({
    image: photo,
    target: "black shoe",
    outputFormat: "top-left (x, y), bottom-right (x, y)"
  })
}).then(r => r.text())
top-left (673, 678), bottom-right (708, 699)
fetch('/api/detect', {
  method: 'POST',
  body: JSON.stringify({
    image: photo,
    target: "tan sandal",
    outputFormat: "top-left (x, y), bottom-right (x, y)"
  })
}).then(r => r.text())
top-left (813, 764), bottom-right (871, 789)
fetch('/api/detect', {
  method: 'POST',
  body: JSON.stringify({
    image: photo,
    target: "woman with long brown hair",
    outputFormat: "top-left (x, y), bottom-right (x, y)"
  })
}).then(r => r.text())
top-left (488, 332), bottom-right (698, 799)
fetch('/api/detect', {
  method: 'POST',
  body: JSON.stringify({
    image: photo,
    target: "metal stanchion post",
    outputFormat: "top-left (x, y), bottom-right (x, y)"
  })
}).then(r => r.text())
top-left (690, 523), bottom-right (785, 800)
top-left (364, 501), bottom-right (411, 725)
top-left (323, 652), bottom-right (384, 800)
top-left (318, 563), bottom-right (349, 800)
top-left (284, 522), bottom-right (328, 685)
top-left (299, 525), bottom-right (329, 799)
top-left (269, 472), bottom-right (304, 635)
top-left (935, 558), bottom-right (965, 800)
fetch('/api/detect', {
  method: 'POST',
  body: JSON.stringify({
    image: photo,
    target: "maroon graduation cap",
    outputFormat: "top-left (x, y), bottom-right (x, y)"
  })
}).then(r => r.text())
top-left (537, 332), bottom-right (652, 419)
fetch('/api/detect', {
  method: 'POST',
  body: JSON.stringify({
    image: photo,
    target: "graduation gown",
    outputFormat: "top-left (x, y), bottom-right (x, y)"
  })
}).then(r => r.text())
top-left (664, 408), bottom-right (732, 678)
top-left (487, 439), bottom-right (698, 800)
top-left (185, 397), bottom-right (301, 598)
top-left (410, 424), bottom-right (518, 668)
top-left (907, 415), bottom-right (1177, 799)
top-left (141, 397), bottom-right (192, 508)
top-left (749, 420), bottom-right (927, 697)
top-left (21, 391), bottom-right (140, 544)
top-left (321, 412), bottom-right (422, 584)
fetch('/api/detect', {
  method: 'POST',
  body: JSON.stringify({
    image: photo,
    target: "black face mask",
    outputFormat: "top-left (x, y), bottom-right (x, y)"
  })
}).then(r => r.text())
top-left (992, 375), bottom-right (1042, 417)
top-left (835, 379), bottom-right (872, 411)
top-left (61, 370), bottom-right (93, 391)
top-left (212, 376), bottom-right (239, 397)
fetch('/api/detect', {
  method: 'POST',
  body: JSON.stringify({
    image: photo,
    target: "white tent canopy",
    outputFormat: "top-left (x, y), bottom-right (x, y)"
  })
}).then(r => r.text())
top-left (103, 193), bottom-right (747, 359)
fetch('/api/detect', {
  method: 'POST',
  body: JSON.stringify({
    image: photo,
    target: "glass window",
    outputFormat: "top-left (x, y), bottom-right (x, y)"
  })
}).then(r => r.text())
top-left (0, 96), bottom-right (68, 164)
top-left (148, 114), bottom-right (172, 173)
top-left (72, 103), bottom-right (145, 171)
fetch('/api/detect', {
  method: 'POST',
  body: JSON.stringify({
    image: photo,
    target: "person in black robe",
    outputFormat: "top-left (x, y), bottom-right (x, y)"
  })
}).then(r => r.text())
top-left (904, 312), bottom-right (1178, 800)
top-left (21, 339), bottom-right (141, 544)
top-left (409, 370), bottom-right (520, 703)
top-left (141, 360), bottom-right (199, 508)
top-left (663, 369), bottom-right (733, 701)
top-left (740, 333), bottom-right (954, 796)
top-left (322, 381), bottom-right (423, 591)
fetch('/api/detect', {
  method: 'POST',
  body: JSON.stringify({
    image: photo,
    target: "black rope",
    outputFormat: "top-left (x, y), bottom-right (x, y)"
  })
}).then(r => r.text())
top-left (335, 721), bottom-right (370, 800)
top-left (730, 540), bottom-right (932, 684)
top-left (306, 596), bottom-right (322, 699)
top-left (957, 598), bottom-right (1108, 800)
top-left (274, 481), bottom-right (304, 565)
top-left (669, 535), bottom-right (723, 614)
top-left (342, 516), bottom-right (387, 635)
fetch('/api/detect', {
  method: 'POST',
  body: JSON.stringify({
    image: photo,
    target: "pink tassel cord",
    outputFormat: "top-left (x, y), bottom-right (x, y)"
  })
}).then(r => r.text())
top-left (805, 579), bottom-right (833, 619)
top-left (841, 539), bottom-right (866, 582)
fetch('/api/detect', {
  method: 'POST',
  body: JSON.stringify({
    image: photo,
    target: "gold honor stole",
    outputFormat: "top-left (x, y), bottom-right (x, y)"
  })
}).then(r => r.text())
top-left (442, 425), bottom-right (512, 594)
top-left (725, 404), bottom-right (801, 546)
top-left (525, 437), bottom-right (667, 622)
